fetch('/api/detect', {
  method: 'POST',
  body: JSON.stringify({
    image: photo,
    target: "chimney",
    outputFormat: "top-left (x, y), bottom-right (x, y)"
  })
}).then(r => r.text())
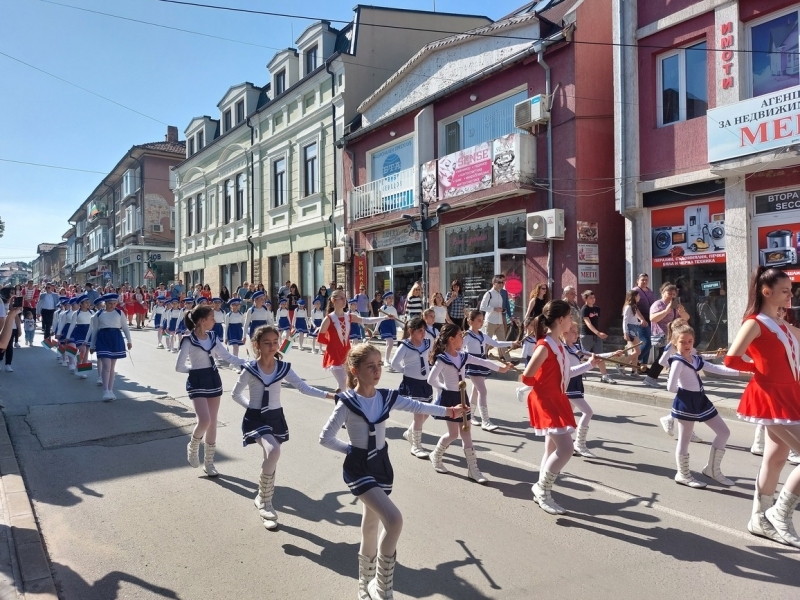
top-left (166, 126), bottom-right (179, 143)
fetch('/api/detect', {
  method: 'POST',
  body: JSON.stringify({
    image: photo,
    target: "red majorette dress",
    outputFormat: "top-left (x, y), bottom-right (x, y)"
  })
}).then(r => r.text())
top-left (521, 336), bottom-right (591, 436)
top-left (727, 314), bottom-right (800, 424)
top-left (318, 313), bottom-right (351, 369)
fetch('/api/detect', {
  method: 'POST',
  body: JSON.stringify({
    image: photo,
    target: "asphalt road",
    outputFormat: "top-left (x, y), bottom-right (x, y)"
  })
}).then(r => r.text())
top-left (1, 328), bottom-right (799, 600)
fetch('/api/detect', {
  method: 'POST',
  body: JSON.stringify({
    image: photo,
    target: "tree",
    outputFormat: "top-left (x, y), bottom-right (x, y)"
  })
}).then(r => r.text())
top-left (0, 216), bottom-right (4, 238)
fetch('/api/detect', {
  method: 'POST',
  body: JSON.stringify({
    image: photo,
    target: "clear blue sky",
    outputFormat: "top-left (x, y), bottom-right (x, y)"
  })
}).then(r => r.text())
top-left (0, 0), bottom-right (522, 264)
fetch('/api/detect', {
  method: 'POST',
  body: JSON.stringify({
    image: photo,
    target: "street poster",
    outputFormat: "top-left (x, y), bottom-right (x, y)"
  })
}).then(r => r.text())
top-left (438, 142), bottom-right (493, 200)
top-left (577, 221), bottom-right (598, 242)
top-left (578, 264), bottom-right (599, 285)
top-left (577, 244), bottom-right (599, 264)
top-left (756, 220), bottom-right (800, 282)
top-left (651, 199), bottom-right (726, 268)
top-left (421, 160), bottom-right (437, 203)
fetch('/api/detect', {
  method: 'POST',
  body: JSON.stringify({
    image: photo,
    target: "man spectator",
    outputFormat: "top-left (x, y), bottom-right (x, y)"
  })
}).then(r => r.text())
top-left (84, 283), bottom-right (100, 305)
top-left (479, 275), bottom-right (512, 362)
top-left (562, 285), bottom-right (581, 325)
top-left (278, 280), bottom-right (291, 300)
top-left (173, 279), bottom-right (185, 301)
top-left (22, 280), bottom-right (40, 313)
top-left (355, 285), bottom-right (371, 317)
top-left (36, 283), bottom-right (60, 339)
top-left (632, 273), bottom-right (656, 366)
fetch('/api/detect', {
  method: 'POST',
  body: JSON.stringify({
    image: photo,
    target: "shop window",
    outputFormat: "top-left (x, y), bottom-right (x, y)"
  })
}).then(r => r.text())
top-left (445, 218), bottom-right (495, 257)
top-left (373, 249), bottom-right (392, 267)
top-left (658, 42), bottom-right (708, 126)
top-left (441, 90), bottom-right (527, 155)
top-left (393, 243), bottom-right (421, 265)
top-left (749, 9), bottom-right (800, 98)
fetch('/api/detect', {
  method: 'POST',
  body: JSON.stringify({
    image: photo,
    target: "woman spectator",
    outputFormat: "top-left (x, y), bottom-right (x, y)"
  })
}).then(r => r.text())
top-left (220, 286), bottom-right (231, 312)
top-left (371, 291), bottom-right (382, 318)
top-left (642, 283), bottom-right (690, 388)
top-left (405, 281), bottom-right (424, 319)
top-left (444, 280), bottom-right (465, 329)
top-left (580, 290), bottom-right (616, 384)
top-left (525, 283), bottom-right (549, 319)
top-left (287, 283), bottom-right (300, 322)
top-left (619, 289), bottom-right (643, 377)
top-left (430, 292), bottom-right (452, 331)
top-left (201, 284), bottom-right (212, 301)
top-left (316, 285), bottom-right (329, 311)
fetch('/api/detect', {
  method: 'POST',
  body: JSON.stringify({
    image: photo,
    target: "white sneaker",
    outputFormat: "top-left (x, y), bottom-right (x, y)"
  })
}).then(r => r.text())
top-left (156, 343), bottom-right (164, 349)
top-left (600, 375), bottom-right (617, 384)
top-left (4, 365), bottom-right (12, 372)
top-left (69, 367), bottom-right (77, 374)
top-left (13, 343), bottom-right (20, 349)
top-left (96, 378), bottom-right (103, 386)
top-left (101, 390), bottom-right (114, 401)
top-left (642, 376), bottom-right (661, 388)
top-left (78, 373), bottom-right (88, 379)
top-left (789, 451), bottom-right (800, 465)
top-left (690, 431), bottom-right (704, 443)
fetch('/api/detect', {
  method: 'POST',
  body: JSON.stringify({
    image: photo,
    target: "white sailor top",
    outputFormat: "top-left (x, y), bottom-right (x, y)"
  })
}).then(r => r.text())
top-left (427, 351), bottom-right (500, 392)
top-left (244, 306), bottom-right (274, 335)
top-left (319, 389), bottom-right (447, 454)
top-left (666, 354), bottom-right (739, 394)
top-left (56, 309), bottom-right (73, 336)
top-left (154, 305), bottom-right (167, 318)
top-left (292, 308), bottom-right (308, 326)
top-left (65, 309), bottom-right (94, 339)
top-left (658, 343), bottom-right (720, 368)
top-left (231, 360), bottom-right (327, 411)
top-left (390, 338), bottom-right (431, 380)
top-left (175, 331), bottom-right (246, 373)
top-left (521, 335), bottom-right (537, 363)
top-left (225, 311), bottom-right (245, 327)
top-left (310, 309), bottom-right (325, 324)
top-left (424, 325), bottom-right (438, 345)
top-left (213, 309), bottom-right (225, 325)
top-left (564, 344), bottom-right (602, 376)
top-left (90, 309), bottom-right (132, 348)
top-left (462, 330), bottom-right (514, 356)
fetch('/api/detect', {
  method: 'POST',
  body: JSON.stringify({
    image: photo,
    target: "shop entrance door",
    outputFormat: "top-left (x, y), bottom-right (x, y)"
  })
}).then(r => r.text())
top-left (374, 268), bottom-right (392, 300)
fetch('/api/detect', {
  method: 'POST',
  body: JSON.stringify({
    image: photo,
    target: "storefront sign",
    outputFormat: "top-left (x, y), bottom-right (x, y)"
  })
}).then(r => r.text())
top-left (577, 221), bottom-right (598, 242)
top-left (353, 251), bottom-right (367, 293)
top-left (718, 22), bottom-right (735, 90)
top-left (578, 264), bottom-right (599, 284)
top-left (370, 225), bottom-right (421, 250)
top-left (701, 281), bottom-right (721, 291)
top-left (577, 244), bottom-right (599, 264)
top-left (371, 138), bottom-right (414, 179)
top-left (754, 188), bottom-right (800, 214)
top-left (756, 221), bottom-right (800, 281)
top-left (421, 161), bottom-right (437, 203)
top-left (651, 199), bottom-right (726, 268)
top-left (707, 83), bottom-right (800, 162)
top-left (438, 142), bottom-right (492, 200)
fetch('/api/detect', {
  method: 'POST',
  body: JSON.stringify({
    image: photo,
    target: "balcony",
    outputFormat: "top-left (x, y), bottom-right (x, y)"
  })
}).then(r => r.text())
top-left (349, 167), bottom-right (416, 221)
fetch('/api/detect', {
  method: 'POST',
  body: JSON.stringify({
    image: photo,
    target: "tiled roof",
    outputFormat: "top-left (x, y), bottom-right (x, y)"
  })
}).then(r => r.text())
top-left (139, 141), bottom-right (186, 154)
top-left (539, 0), bottom-right (580, 25)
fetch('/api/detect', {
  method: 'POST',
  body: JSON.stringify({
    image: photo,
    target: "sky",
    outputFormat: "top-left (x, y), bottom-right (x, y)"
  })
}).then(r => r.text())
top-left (0, 0), bottom-right (524, 264)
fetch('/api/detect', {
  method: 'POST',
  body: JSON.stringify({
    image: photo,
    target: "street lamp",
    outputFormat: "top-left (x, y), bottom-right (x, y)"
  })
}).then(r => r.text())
top-left (403, 202), bottom-right (451, 305)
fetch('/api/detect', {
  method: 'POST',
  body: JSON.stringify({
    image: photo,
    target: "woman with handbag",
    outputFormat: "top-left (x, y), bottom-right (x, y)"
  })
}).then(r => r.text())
top-left (642, 283), bottom-right (689, 389)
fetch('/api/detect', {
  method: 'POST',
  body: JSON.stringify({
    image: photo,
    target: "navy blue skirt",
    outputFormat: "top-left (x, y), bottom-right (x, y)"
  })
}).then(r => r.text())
top-left (378, 319), bottom-right (396, 340)
top-left (671, 388), bottom-right (718, 422)
top-left (434, 389), bottom-right (469, 422)
top-left (212, 323), bottom-right (224, 339)
top-left (167, 318), bottom-right (179, 333)
top-left (242, 407), bottom-right (289, 446)
top-left (295, 319), bottom-right (310, 333)
top-left (70, 324), bottom-right (91, 346)
top-left (566, 375), bottom-right (584, 399)
top-left (399, 376), bottom-right (432, 402)
top-left (95, 328), bottom-right (126, 359)
top-left (249, 319), bottom-right (267, 337)
top-left (309, 319), bottom-right (323, 338)
top-left (278, 316), bottom-right (291, 331)
top-left (154, 314), bottom-right (162, 329)
top-left (465, 353), bottom-right (492, 378)
top-left (186, 367), bottom-right (223, 399)
top-left (343, 444), bottom-right (393, 496)
top-left (227, 323), bottom-right (244, 345)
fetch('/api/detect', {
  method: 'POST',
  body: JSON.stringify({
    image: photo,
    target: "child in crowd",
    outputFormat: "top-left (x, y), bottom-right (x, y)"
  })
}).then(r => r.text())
top-left (23, 311), bottom-right (35, 346)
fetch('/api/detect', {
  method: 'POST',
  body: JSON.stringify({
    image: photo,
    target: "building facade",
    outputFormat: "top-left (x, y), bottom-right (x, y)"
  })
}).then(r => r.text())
top-left (172, 6), bottom-right (492, 303)
top-left (615, 0), bottom-right (800, 349)
top-left (342, 0), bottom-right (622, 324)
top-left (32, 243), bottom-right (66, 284)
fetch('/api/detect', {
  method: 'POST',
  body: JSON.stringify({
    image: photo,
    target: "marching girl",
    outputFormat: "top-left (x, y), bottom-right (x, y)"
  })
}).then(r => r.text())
top-left (62, 298), bottom-right (80, 372)
top-left (309, 298), bottom-right (326, 355)
top-left (153, 296), bottom-right (167, 349)
top-left (54, 297), bottom-right (70, 365)
top-left (65, 295), bottom-right (92, 379)
top-left (232, 325), bottom-right (334, 529)
top-left (665, 321), bottom-right (741, 489)
top-left (244, 291), bottom-right (272, 342)
top-left (422, 308), bottom-right (438, 344)
top-left (392, 317), bottom-right (435, 459)
top-left (378, 292), bottom-right (398, 366)
top-left (349, 299), bottom-right (365, 343)
top-left (211, 298), bottom-right (225, 340)
top-left (319, 343), bottom-right (464, 600)
top-left (276, 298), bottom-right (291, 341)
top-left (316, 289), bottom-right (387, 391)
top-left (521, 300), bottom-right (600, 515)
top-left (176, 304), bottom-right (247, 477)
top-left (427, 323), bottom-right (511, 483)
top-left (225, 299), bottom-right (245, 358)
top-left (725, 267), bottom-right (800, 547)
top-left (175, 297), bottom-right (194, 342)
top-left (515, 317), bottom-right (538, 403)
top-left (164, 298), bottom-right (181, 353)
top-left (91, 296), bottom-right (105, 386)
top-left (89, 294), bottom-right (132, 401)
top-left (463, 309), bottom-right (519, 432)
top-left (291, 298), bottom-right (310, 351)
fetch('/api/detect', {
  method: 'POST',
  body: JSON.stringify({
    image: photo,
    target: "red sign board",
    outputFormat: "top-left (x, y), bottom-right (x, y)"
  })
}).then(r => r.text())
top-left (756, 222), bottom-right (800, 282)
top-left (353, 251), bottom-right (367, 294)
top-left (651, 199), bottom-right (726, 268)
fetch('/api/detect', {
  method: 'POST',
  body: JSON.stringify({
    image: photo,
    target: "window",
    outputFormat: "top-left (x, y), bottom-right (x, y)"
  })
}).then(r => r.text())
top-left (197, 131), bottom-right (204, 150)
top-left (224, 179), bottom-right (233, 223)
top-left (188, 137), bottom-right (195, 156)
top-left (275, 70), bottom-right (286, 96)
top-left (236, 99), bottom-right (245, 124)
top-left (304, 142), bottom-right (318, 196)
top-left (749, 10), bottom-right (800, 97)
top-left (187, 198), bottom-right (194, 236)
top-left (196, 194), bottom-right (203, 233)
top-left (305, 45), bottom-right (318, 75)
top-left (223, 109), bottom-right (232, 132)
top-left (442, 90), bottom-right (527, 155)
top-left (235, 173), bottom-right (245, 220)
top-left (658, 42), bottom-right (708, 126)
top-left (273, 158), bottom-right (286, 207)
top-left (170, 207), bottom-right (175, 230)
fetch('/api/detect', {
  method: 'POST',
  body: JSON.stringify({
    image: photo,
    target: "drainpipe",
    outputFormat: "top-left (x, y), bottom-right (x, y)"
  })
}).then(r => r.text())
top-left (537, 48), bottom-right (554, 293)
top-left (325, 56), bottom-right (338, 284)
top-left (246, 116), bottom-right (256, 283)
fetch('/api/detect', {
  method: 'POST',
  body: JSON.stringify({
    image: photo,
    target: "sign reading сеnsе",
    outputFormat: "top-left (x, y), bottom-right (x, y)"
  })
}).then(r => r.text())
top-left (707, 83), bottom-right (800, 163)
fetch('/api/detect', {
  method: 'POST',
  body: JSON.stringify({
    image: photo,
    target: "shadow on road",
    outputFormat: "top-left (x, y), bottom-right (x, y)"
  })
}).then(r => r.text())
top-left (52, 561), bottom-right (181, 600)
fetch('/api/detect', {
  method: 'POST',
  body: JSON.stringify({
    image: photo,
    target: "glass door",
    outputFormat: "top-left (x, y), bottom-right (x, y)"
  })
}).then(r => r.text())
top-left (499, 252), bottom-right (525, 321)
top-left (374, 268), bottom-right (392, 300)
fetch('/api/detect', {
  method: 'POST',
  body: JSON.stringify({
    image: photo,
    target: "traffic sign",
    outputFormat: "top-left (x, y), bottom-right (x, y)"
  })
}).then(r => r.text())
top-left (144, 268), bottom-right (156, 280)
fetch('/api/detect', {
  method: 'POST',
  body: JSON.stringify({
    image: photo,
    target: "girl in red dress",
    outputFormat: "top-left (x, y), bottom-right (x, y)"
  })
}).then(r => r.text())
top-left (521, 300), bottom-right (600, 515)
top-left (725, 267), bottom-right (800, 548)
top-left (316, 289), bottom-right (388, 391)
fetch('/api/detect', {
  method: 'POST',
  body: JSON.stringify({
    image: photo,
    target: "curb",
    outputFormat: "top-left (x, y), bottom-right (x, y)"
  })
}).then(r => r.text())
top-left (0, 412), bottom-right (57, 600)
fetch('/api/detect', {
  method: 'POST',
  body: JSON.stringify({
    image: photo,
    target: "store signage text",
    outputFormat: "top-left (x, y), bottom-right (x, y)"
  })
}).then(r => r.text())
top-left (755, 189), bottom-right (800, 214)
top-left (577, 264), bottom-right (599, 285)
top-left (719, 22), bottom-right (735, 90)
top-left (369, 225), bottom-right (421, 250)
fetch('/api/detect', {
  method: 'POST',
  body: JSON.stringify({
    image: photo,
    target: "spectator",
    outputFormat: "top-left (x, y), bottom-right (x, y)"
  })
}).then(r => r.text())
top-left (642, 283), bottom-right (690, 388)
top-left (579, 290), bottom-right (616, 384)
top-left (316, 285), bottom-right (329, 311)
top-left (0, 289), bottom-right (19, 372)
top-left (220, 286), bottom-right (231, 311)
top-left (84, 283), bottom-right (100, 306)
top-left (201, 284), bottom-right (212, 300)
top-left (22, 280), bottom-right (40, 313)
top-left (405, 281), bottom-right (423, 319)
top-left (371, 291), bottom-right (382, 318)
top-left (620, 290), bottom-right (644, 377)
top-left (632, 273), bottom-right (655, 366)
top-left (36, 283), bottom-right (60, 339)
top-left (278, 280), bottom-right (291, 299)
top-left (173, 279), bottom-right (185, 300)
top-left (288, 283), bottom-right (300, 321)
top-left (445, 280), bottom-right (465, 329)
top-left (562, 285), bottom-right (581, 325)
top-left (430, 292), bottom-right (452, 331)
top-left (237, 281), bottom-right (249, 301)
top-left (354, 285), bottom-right (370, 317)
top-left (479, 275), bottom-right (512, 361)
top-left (525, 283), bottom-right (549, 319)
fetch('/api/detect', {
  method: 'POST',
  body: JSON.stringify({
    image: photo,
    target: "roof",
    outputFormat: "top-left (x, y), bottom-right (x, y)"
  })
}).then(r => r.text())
top-left (140, 141), bottom-right (186, 154)
top-left (36, 243), bottom-right (65, 254)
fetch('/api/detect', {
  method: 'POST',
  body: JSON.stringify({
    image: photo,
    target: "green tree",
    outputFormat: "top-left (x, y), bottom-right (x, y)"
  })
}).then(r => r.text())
top-left (0, 216), bottom-right (5, 238)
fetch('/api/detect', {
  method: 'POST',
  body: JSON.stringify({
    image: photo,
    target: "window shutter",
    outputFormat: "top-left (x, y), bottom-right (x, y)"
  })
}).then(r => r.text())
top-left (445, 122), bottom-right (460, 155)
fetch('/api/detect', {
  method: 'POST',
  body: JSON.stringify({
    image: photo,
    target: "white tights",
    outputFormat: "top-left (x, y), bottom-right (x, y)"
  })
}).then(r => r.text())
top-left (758, 425), bottom-right (800, 496)
top-left (568, 397), bottom-right (593, 429)
top-left (330, 366), bottom-right (348, 391)
top-left (540, 432), bottom-right (574, 475)
top-left (166, 335), bottom-right (174, 352)
top-left (99, 358), bottom-right (117, 392)
top-left (157, 329), bottom-right (163, 345)
top-left (469, 377), bottom-right (488, 409)
top-left (258, 434), bottom-right (281, 475)
top-left (411, 413), bottom-right (429, 431)
top-left (384, 338), bottom-right (395, 363)
top-left (230, 344), bottom-right (240, 357)
top-left (191, 396), bottom-right (221, 445)
top-left (675, 415), bottom-right (729, 457)
top-left (359, 487), bottom-right (403, 558)
top-left (296, 332), bottom-right (305, 349)
top-left (437, 420), bottom-right (473, 449)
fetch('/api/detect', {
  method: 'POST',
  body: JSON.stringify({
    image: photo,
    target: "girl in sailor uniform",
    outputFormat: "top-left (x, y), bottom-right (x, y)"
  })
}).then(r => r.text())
top-left (211, 298), bottom-right (225, 340)
top-left (391, 317), bottom-right (435, 459)
top-left (349, 299), bottom-right (364, 342)
top-left (90, 296), bottom-right (105, 386)
top-left (463, 310), bottom-right (518, 432)
top-left (152, 297), bottom-right (167, 349)
top-left (316, 290), bottom-right (387, 391)
top-left (275, 298), bottom-right (291, 340)
top-left (232, 325), bottom-right (334, 529)
top-left (522, 301), bottom-right (601, 515)
top-left (378, 292), bottom-right (398, 366)
top-left (89, 294), bottom-right (132, 401)
top-left (65, 295), bottom-right (93, 379)
top-left (176, 304), bottom-right (247, 477)
top-left (54, 297), bottom-right (70, 365)
top-left (62, 298), bottom-right (80, 372)
top-left (664, 322), bottom-right (741, 489)
top-left (515, 317), bottom-right (538, 404)
top-left (244, 291), bottom-right (272, 341)
top-left (309, 298), bottom-right (326, 354)
top-left (164, 298), bottom-right (181, 353)
top-left (422, 308), bottom-right (438, 345)
top-left (319, 343), bottom-right (463, 600)
top-left (225, 299), bottom-right (245, 357)
top-left (291, 298), bottom-right (310, 351)
top-left (175, 297), bottom-right (194, 342)
top-left (427, 324), bottom-right (510, 483)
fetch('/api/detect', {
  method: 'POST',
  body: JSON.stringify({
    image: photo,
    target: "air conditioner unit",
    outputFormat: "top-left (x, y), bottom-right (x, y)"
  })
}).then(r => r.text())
top-left (526, 209), bottom-right (565, 242)
top-left (333, 246), bottom-right (352, 264)
top-left (514, 95), bottom-right (550, 129)
top-left (151, 224), bottom-right (164, 233)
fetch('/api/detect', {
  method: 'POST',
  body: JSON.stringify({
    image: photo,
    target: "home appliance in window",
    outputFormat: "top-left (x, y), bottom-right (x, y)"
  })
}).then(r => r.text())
top-left (653, 226), bottom-right (687, 257)
top-left (760, 229), bottom-right (797, 267)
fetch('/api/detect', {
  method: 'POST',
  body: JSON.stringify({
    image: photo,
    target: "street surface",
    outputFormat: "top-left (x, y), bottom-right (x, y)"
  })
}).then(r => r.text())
top-left (0, 328), bottom-right (799, 599)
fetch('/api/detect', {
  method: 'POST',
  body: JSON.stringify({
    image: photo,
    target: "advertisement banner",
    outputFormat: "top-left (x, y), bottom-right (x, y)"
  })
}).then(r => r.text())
top-left (578, 264), bottom-right (599, 284)
top-left (371, 138), bottom-right (414, 178)
top-left (353, 251), bottom-right (367, 293)
top-left (438, 142), bottom-right (493, 200)
top-left (420, 160), bottom-right (437, 204)
top-left (756, 222), bottom-right (800, 281)
top-left (370, 225), bottom-right (421, 250)
top-left (651, 200), bottom-right (726, 268)
top-left (577, 244), bottom-right (599, 264)
top-left (577, 221), bottom-right (599, 242)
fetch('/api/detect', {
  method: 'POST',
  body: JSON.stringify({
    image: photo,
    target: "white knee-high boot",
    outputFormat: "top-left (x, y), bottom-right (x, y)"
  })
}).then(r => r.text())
top-left (765, 488), bottom-right (800, 548)
top-left (358, 554), bottom-right (376, 600)
top-left (701, 446), bottom-right (733, 486)
top-left (255, 472), bottom-right (278, 523)
top-left (573, 426), bottom-right (596, 458)
top-left (429, 441), bottom-right (449, 473)
top-left (532, 470), bottom-right (565, 515)
top-left (674, 454), bottom-right (706, 489)
top-left (203, 443), bottom-right (218, 477)
top-left (368, 552), bottom-right (396, 600)
top-left (186, 435), bottom-right (201, 468)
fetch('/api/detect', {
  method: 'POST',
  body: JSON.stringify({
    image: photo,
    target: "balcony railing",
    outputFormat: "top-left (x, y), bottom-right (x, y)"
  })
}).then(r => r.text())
top-left (349, 167), bottom-right (416, 221)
